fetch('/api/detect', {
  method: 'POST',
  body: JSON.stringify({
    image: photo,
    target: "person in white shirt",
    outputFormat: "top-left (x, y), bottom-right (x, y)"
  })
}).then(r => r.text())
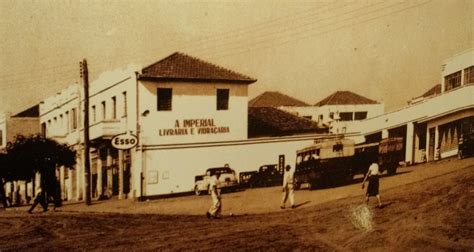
top-left (281, 165), bottom-right (295, 209)
top-left (207, 172), bottom-right (222, 219)
top-left (361, 160), bottom-right (383, 208)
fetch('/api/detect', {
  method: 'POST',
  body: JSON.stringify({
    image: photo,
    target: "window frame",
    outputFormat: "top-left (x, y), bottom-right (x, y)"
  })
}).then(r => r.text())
top-left (157, 88), bottom-right (173, 111)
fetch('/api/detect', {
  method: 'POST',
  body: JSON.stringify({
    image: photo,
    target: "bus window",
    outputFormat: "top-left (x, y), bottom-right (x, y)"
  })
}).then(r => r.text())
top-left (333, 143), bottom-right (343, 152)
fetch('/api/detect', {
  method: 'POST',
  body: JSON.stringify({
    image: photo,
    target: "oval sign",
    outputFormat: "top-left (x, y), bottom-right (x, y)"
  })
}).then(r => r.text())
top-left (111, 132), bottom-right (138, 150)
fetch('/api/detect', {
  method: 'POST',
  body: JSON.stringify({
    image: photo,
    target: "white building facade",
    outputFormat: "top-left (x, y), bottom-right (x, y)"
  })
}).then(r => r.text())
top-left (348, 49), bottom-right (474, 165)
top-left (40, 53), bottom-right (332, 201)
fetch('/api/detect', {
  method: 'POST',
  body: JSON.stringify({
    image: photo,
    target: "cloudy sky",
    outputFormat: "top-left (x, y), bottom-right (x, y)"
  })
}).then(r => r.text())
top-left (0, 0), bottom-right (472, 114)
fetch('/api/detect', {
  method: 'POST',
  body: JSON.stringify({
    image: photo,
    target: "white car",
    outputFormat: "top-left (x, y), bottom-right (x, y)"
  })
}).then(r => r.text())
top-left (194, 166), bottom-right (239, 196)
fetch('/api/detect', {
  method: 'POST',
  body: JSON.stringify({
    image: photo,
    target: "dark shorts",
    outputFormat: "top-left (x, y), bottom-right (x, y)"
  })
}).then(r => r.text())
top-left (367, 175), bottom-right (379, 196)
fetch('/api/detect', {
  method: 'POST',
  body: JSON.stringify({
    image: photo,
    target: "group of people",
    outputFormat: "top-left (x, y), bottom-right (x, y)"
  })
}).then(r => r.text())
top-left (206, 160), bottom-right (383, 219)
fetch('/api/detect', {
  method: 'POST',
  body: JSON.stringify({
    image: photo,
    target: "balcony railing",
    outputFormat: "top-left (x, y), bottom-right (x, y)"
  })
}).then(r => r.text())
top-left (89, 119), bottom-right (123, 140)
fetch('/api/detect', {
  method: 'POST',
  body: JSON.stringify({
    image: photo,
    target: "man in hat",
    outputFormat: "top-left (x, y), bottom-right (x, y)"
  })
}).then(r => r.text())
top-left (281, 164), bottom-right (295, 209)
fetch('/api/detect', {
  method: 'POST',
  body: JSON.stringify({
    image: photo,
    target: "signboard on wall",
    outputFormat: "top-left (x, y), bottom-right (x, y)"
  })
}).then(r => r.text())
top-left (111, 132), bottom-right (138, 150)
top-left (278, 154), bottom-right (285, 173)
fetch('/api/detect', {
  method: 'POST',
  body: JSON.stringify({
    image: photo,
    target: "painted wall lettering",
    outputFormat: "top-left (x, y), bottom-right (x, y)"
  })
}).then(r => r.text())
top-left (159, 118), bottom-right (230, 136)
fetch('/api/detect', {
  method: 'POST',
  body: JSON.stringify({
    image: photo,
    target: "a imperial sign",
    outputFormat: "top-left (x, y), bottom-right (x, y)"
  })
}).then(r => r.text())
top-left (111, 132), bottom-right (138, 150)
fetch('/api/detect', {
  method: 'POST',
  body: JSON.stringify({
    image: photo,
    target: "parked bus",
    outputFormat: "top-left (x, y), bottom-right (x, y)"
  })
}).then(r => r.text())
top-left (294, 138), bottom-right (355, 189)
top-left (295, 137), bottom-right (405, 190)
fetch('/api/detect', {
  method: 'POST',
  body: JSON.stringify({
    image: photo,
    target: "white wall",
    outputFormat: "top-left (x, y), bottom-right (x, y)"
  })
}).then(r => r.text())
top-left (348, 84), bottom-right (474, 138)
top-left (142, 134), bottom-right (330, 196)
top-left (442, 49), bottom-right (474, 91)
top-left (139, 81), bottom-right (249, 145)
top-left (0, 113), bottom-right (6, 150)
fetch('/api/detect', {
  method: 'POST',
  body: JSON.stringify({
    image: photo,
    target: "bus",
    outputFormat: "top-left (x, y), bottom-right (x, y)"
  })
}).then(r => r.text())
top-left (294, 138), bottom-right (355, 189)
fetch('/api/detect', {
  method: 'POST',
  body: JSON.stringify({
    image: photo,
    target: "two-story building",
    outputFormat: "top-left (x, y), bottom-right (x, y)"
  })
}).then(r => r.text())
top-left (41, 52), bottom-right (333, 201)
top-left (349, 49), bottom-right (474, 165)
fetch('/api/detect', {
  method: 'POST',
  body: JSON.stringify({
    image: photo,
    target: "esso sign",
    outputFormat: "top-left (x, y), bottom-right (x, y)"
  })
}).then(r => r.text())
top-left (111, 133), bottom-right (138, 150)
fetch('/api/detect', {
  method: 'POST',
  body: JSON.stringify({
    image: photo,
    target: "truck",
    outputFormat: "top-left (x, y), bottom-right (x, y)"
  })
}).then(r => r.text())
top-left (352, 137), bottom-right (404, 176)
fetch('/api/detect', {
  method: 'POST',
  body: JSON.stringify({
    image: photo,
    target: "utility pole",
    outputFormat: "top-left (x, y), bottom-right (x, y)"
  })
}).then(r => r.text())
top-left (80, 59), bottom-right (92, 205)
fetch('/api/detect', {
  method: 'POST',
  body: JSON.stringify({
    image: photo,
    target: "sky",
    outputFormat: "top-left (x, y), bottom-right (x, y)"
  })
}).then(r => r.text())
top-left (0, 0), bottom-right (472, 115)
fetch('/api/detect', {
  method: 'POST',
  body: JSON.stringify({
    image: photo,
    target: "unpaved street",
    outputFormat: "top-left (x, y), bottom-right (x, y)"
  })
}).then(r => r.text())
top-left (0, 157), bottom-right (473, 251)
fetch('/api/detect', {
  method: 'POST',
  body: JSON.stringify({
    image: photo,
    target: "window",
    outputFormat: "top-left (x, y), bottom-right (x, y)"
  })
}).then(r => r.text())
top-left (444, 71), bottom-right (461, 91)
top-left (0, 130), bottom-right (2, 146)
top-left (329, 112), bottom-right (334, 119)
top-left (464, 66), bottom-right (474, 84)
top-left (216, 89), bottom-right (229, 110)
top-left (101, 101), bottom-right (106, 119)
top-left (71, 108), bottom-right (77, 130)
top-left (40, 123), bottom-right (46, 137)
top-left (65, 111), bottom-right (69, 132)
top-left (354, 111), bottom-right (368, 120)
top-left (122, 91), bottom-right (127, 117)
top-left (318, 114), bottom-right (323, 122)
top-left (59, 114), bottom-right (63, 128)
top-left (112, 96), bottom-right (117, 119)
top-left (339, 112), bottom-right (353, 121)
top-left (157, 88), bottom-right (172, 111)
top-left (92, 105), bottom-right (96, 123)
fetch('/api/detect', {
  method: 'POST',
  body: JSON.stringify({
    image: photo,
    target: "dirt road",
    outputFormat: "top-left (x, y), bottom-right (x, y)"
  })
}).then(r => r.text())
top-left (0, 157), bottom-right (473, 250)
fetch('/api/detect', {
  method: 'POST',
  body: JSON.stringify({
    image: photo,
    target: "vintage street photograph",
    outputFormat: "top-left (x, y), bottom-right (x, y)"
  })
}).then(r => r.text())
top-left (0, 0), bottom-right (473, 250)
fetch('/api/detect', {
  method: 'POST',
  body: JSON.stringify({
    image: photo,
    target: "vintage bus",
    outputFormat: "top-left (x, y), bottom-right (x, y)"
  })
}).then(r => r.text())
top-left (294, 138), bottom-right (355, 189)
top-left (295, 137), bottom-right (405, 189)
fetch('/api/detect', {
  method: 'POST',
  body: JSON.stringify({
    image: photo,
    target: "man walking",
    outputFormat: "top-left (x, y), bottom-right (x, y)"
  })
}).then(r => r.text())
top-left (281, 165), bottom-right (295, 209)
top-left (28, 188), bottom-right (48, 213)
top-left (207, 171), bottom-right (222, 219)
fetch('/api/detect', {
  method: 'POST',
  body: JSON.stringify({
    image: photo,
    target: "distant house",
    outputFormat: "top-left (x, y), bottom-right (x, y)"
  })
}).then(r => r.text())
top-left (0, 105), bottom-right (40, 151)
top-left (249, 91), bottom-right (316, 120)
top-left (248, 107), bottom-right (326, 138)
top-left (313, 91), bottom-right (384, 134)
top-left (409, 84), bottom-right (442, 105)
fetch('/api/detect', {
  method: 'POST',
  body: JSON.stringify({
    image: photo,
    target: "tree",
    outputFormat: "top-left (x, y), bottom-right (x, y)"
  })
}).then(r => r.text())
top-left (3, 134), bottom-right (76, 207)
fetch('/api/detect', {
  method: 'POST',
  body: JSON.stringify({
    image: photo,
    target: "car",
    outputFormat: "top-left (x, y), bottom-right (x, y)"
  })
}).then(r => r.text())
top-left (247, 164), bottom-right (282, 188)
top-left (194, 166), bottom-right (239, 196)
top-left (458, 132), bottom-right (474, 159)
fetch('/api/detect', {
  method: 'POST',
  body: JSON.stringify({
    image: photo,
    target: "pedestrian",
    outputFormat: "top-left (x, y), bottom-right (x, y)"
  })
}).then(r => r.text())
top-left (281, 164), bottom-right (295, 209)
top-left (361, 159), bottom-right (383, 208)
top-left (28, 188), bottom-right (48, 214)
top-left (206, 171), bottom-right (222, 219)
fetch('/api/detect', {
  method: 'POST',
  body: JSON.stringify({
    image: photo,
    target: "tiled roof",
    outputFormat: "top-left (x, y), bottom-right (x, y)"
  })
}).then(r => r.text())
top-left (139, 52), bottom-right (257, 84)
top-left (248, 107), bottom-right (326, 137)
top-left (13, 105), bottom-right (39, 118)
top-left (249, 91), bottom-right (309, 107)
top-left (315, 91), bottom-right (379, 106)
top-left (421, 84), bottom-right (441, 97)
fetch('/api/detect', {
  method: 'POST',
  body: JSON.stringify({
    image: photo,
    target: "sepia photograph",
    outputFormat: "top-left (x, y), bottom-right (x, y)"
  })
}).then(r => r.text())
top-left (0, 0), bottom-right (473, 250)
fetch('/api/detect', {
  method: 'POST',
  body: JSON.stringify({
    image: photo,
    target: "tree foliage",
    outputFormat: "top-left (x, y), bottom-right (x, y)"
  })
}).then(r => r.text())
top-left (2, 134), bottom-right (76, 182)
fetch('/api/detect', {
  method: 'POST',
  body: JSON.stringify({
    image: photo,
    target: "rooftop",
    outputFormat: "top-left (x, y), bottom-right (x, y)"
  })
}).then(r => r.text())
top-left (315, 91), bottom-right (379, 106)
top-left (139, 52), bottom-right (257, 84)
top-left (249, 91), bottom-right (309, 107)
top-left (248, 107), bottom-right (326, 137)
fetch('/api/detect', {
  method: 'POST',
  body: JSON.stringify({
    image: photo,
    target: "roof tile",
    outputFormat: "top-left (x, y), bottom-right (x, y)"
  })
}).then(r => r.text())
top-left (140, 52), bottom-right (256, 84)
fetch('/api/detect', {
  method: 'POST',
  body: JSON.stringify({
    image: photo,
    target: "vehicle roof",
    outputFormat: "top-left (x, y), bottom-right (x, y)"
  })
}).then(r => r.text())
top-left (297, 138), bottom-right (354, 154)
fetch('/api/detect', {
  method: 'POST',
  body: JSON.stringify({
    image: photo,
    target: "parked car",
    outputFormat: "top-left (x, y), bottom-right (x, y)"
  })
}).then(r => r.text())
top-left (194, 166), bottom-right (239, 196)
top-left (247, 164), bottom-right (282, 188)
top-left (458, 132), bottom-right (474, 159)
